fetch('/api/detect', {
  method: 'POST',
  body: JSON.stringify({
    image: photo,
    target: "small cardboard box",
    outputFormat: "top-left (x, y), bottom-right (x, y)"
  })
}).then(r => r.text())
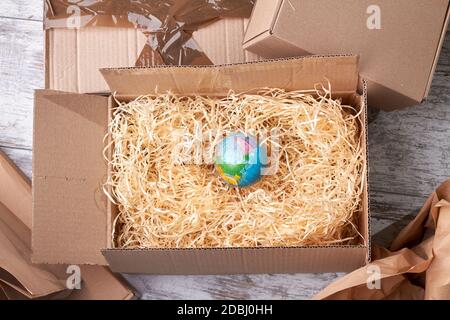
top-left (33, 55), bottom-right (370, 274)
top-left (243, 0), bottom-right (450, 110)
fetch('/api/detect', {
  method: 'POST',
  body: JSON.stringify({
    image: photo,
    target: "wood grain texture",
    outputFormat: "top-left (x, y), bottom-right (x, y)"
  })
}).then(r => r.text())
top-left (1, 0), bottom-right (43, 21)
top-left (123, 272), bottom-right (344, 300)
top-left (0, 0), bottom-right (449, 300)
top-left (0, 17), bottom-right (43, 149)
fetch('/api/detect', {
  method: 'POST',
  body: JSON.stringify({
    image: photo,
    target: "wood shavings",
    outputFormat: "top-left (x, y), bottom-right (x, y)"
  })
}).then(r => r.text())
top-left (104, 86), bottom-right (365, 248)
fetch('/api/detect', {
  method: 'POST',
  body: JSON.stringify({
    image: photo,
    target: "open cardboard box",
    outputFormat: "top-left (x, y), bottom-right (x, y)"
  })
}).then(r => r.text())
top-left (33, 55), bottom-right (370, 274)
top-left (243, 0), bottom-right (450, 110)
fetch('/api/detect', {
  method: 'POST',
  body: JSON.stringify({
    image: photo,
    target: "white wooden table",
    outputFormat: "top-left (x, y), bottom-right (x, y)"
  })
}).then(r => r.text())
top-left (1, 1), bottom-right (449, 299)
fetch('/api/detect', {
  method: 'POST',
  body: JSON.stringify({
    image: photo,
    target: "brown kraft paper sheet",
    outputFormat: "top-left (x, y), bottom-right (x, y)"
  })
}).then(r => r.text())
top-left (315, 179), bottom-right (450, 300)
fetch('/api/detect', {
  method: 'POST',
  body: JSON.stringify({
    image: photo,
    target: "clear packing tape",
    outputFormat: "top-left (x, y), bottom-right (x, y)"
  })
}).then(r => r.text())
top-left (44, 0), bottom-right (255, 66)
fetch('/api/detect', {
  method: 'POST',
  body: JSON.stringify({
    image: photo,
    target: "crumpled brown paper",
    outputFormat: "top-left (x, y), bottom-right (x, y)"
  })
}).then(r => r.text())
top-left (44, 0), bottom-right (254, 66)
top-left (0, 150), bottom-right (134, 300)
top-left (315, 179), bottom-right (450, 300)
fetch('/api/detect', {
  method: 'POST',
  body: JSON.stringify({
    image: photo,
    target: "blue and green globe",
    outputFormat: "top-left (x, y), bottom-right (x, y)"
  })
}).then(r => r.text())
top-left (214, 133), bottom-right (267, 187)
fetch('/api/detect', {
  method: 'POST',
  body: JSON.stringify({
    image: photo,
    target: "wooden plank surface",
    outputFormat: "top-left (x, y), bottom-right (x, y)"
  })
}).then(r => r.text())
top-left (1, 0), bottom-right (43, 21)
top-left (0, 0), bottom-right (449, 299)
top-left (0, 17), bottom-right (43, 150)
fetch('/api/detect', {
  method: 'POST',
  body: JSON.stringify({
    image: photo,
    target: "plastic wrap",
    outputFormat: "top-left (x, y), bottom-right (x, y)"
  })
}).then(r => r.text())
top-left (44, 0), bottom-right (254, 66)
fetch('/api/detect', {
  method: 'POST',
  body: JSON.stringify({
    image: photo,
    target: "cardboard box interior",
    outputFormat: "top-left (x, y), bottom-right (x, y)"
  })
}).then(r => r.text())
top-left (243, 0), bottom-right (450, 111)
top-left (45, 27), bottom-right (147, 94)
top-left (45, 18), bottom-right (259, 94)
top-left (33, 56), bottom-right (370, 274)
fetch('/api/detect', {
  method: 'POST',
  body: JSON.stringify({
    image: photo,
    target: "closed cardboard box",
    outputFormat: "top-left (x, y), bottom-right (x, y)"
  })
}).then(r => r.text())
top-left (33, 56), bottom-right (370, 274)
top-left (243, 0), bottom-right (450, 110)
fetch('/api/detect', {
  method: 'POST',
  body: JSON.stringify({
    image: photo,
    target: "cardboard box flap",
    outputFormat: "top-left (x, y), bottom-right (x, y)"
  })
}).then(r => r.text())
top-left (100, 55), bottom-right (359, 97)
top-left (243, 0), bottom-right (282, 43)
top-left (33, 90), bottom-right (110, 265)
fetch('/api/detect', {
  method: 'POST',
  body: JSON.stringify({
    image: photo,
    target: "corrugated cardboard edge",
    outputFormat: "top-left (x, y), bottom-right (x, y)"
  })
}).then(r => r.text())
top-left (362, 80), bottom-right (371, 263)
top-left (101, 54), bottom-right (358, 71)
top-left (100, 55), bottom-right (360, 97)
top-left (106, 96), bottom-right (116, 250)
top-left (423, 3), bottom-right (450, 100)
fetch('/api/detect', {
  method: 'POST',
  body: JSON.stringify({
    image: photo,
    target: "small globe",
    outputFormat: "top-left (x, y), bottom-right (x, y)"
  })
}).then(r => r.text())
top-left (214, 133), bottom-right (267, 187)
